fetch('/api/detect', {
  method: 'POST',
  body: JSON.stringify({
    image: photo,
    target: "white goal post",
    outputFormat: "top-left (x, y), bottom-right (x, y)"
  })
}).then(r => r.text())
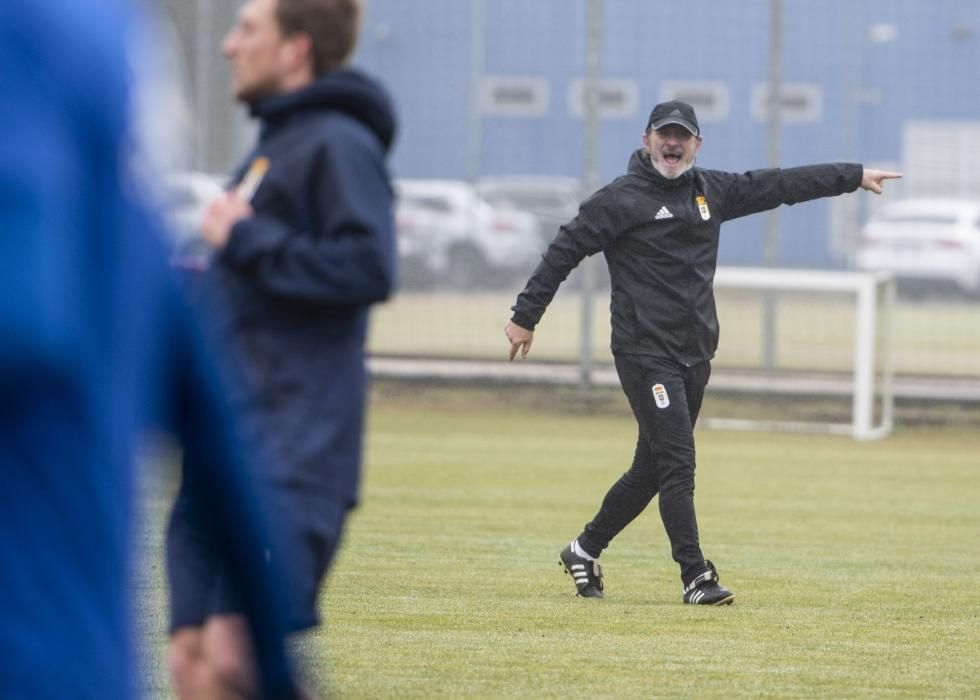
top-left (706, 267), bottom-right (896, 441)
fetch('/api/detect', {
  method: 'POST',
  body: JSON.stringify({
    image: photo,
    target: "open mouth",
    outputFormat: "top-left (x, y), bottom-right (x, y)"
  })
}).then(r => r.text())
top-left (663, 152), bottom-right (682, 166)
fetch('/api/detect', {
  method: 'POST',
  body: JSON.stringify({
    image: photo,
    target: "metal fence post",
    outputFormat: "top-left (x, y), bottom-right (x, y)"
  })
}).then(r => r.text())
top-left (762, 0), bottom-right (783, 371)
top-left (580, 0), bottom-right (603, 391)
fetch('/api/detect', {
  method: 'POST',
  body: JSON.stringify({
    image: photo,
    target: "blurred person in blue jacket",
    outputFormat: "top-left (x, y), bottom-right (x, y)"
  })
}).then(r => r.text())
top-left (0, 0), bottom-right (299, 698)
top-left (166, 0), bottom-right (397, 695)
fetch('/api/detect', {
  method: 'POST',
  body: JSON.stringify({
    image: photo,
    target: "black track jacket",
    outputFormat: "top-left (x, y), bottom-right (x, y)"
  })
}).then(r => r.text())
top-left (511, 150), bottom-right (862, 366)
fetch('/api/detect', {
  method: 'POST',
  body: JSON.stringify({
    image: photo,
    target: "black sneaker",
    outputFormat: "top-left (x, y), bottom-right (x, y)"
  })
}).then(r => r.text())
top-left (682, 560), bottom-right (734, 605)
top-left (559, 544), bottom-right (604, 598)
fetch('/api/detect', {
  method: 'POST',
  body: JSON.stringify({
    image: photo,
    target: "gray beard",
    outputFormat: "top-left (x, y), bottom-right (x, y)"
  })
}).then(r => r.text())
top-left (653, 160), bottom-right (694, 179)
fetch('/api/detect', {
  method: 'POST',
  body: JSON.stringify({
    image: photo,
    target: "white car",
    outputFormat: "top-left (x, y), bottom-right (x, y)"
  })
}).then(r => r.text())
top-left (475, 175), bottom-right (611, 289)
top-left (395, 179), bottom-right (542, 288)
top-left (476, 176), bottom-right (582, 247)
top-left (856, 198), bottom-right (980, 297)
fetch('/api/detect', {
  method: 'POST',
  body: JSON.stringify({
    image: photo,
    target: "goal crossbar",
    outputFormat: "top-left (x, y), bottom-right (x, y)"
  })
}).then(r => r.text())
top-left (708, 267), bottom-right (896, 441)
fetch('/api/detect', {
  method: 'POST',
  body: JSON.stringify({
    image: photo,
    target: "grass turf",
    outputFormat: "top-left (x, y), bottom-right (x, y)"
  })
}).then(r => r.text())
top-left (138, 383), bottom-right (980, 697)
top-left (312, 384), bottom-right (980, 698)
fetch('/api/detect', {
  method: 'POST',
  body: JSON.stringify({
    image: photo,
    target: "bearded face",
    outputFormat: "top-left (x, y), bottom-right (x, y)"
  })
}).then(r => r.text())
top-left (643, 124), bottom-right (702, 179)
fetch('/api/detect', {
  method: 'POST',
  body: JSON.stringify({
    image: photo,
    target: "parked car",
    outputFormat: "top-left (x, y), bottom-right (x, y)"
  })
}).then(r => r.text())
top-left (475, 175), bottom-right (582, 247)
top-left (476, 175), bottom-right (611, 289)
top-left (161, 170), bottom-right (225, 264)
top-left (395, 179), bottom-right (542, 289)
top-left (856, 198), bottom-right (980, 297)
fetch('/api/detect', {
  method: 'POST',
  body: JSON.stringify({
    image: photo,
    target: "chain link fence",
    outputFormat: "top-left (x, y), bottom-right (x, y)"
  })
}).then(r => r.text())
top-left (159, 0), bottom-right (980, 395)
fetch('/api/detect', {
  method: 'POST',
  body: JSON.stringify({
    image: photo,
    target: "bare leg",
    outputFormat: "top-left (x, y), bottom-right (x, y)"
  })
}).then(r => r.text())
top-left (169, 627), bottom-right (210, 700)
top-left (200, 614), bottom-right (258, 699)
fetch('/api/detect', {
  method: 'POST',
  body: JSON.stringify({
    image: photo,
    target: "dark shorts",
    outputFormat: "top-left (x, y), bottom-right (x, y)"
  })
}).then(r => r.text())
top-left (166, 484), bottom-right (348, 634)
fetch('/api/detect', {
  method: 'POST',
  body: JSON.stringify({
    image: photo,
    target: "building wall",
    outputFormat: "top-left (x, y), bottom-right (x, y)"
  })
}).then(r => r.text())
top-left (353, 0), bottom-right (980, 267)
top-left (163, 0), bottom-right (980, 267)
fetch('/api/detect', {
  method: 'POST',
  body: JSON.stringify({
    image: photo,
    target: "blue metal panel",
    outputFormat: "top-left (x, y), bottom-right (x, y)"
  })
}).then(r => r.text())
top-left (480, 0), bottom-right (587, 177)
top-left (356, 0), bottom-right (474, 177)
top-left (353, 0), bottom-right (980, 268)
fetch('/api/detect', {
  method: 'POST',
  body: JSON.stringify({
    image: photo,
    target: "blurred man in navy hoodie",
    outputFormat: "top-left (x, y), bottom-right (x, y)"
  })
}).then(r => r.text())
top-left (166, 0), bottom-right (397, 696)
top-left (0, 0), bottom-right (298, 698)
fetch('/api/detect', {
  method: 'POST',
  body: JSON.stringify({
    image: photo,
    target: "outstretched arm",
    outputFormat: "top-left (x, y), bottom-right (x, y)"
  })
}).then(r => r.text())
top-left (860, 168), bottom-right (903, 194)
top-left (713, 163), bottom-right (902, 222)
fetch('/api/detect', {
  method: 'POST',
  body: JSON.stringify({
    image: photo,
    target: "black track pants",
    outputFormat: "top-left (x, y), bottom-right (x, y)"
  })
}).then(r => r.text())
top-left (578, 353), bottom-right (711, 585)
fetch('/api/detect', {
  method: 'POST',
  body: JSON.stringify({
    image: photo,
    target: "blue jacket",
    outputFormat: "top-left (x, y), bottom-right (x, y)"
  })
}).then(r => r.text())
top-left (210, 70), bottom-right (397, 513)
top-left (0, 1), bottom-right (294, 697)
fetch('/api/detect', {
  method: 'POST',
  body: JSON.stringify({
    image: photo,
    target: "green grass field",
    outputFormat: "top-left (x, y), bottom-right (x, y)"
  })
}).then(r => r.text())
top-left (140, 384), bottom-right (980, 698)
top-left (315, 385), bottom-right (980, 698)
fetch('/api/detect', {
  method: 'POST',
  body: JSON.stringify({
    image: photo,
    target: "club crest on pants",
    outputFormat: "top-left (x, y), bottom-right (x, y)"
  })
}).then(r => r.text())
top-left (652, 383), bottom-right (670, 408)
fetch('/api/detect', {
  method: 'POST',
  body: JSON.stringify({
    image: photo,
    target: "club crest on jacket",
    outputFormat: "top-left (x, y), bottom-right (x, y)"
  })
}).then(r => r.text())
top-left (696, 195), bottom-right (710, 221)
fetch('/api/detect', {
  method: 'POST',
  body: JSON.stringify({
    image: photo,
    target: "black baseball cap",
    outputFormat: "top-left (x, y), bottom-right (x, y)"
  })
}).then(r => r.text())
top-left (646, 100), bottom-right (700, 136)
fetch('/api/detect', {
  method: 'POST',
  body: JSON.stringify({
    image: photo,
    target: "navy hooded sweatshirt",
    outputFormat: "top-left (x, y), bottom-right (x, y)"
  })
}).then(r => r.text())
top-left (209, 69), bottom-right (397, 514)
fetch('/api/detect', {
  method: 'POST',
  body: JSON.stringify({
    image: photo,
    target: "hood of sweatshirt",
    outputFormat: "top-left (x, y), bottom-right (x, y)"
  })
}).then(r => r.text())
top-left (249, 68), bottom-right (397, 152)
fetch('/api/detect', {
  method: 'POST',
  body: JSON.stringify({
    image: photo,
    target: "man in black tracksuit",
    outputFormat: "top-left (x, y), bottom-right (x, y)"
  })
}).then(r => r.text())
top-left (505, 100), bottom-right (900, 606)
top-left (167, 0), bottom-right (396, 696)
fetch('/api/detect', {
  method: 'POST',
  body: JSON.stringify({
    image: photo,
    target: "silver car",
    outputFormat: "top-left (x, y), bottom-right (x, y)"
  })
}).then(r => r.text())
top-left (476, 175), bottom-right (582, 247)
top-left (476, 175), bottom-right (610, 289)
top-left (395, 179), bottom-right (541, 289)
